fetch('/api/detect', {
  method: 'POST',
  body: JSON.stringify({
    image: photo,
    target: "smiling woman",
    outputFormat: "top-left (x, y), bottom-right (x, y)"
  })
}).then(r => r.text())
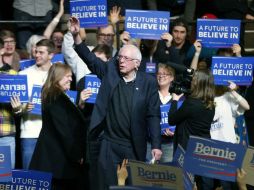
top-left (29, 63), bottom-right (87, 190)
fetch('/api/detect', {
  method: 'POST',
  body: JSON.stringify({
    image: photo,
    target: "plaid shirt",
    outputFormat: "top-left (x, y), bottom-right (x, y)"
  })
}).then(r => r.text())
top-left (0, 69), bottom-right (17, 137)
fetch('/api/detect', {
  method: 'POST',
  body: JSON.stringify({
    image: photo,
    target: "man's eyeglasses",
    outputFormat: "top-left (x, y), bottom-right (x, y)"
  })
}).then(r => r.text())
top-left (3, 40), bottom-right (16, 45)
top-left (98, 33), bottom-right (115, 38)
top-left (117, 55), bottom-right (139, 62)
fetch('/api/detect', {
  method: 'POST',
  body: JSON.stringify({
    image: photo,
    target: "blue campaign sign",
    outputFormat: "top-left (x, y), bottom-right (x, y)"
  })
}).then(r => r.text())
top-left (125, 10), bottom-right (170, 40)
top-left (0, 75), bottom-right (29, 103)
top-left (184, 136), bottom-right (246, 182)
top-left (51, 53), bottom-right (65, 64)
top-left (160, 101), bottom-right (183, 135)
top-left (84, 74), bottom-right (101, 104)
top-left (172, 145), bottom-right (195, 190)
top-left (0, 169), bottom-right (52, 189)
top-left (197, 19), bottom-right (241, 48)
top-left (30, 85), bottom-right (42, 115)
top-left (19, 59), bottom-right (36, 71)
top-left (66, 90), bottom-right (77, 104)
top-left (212, 56), bottom-right (254, 86)
top-left (70, 0), bottom-right (108, 28)
top-left (0, 146), bottom-right (12, 182)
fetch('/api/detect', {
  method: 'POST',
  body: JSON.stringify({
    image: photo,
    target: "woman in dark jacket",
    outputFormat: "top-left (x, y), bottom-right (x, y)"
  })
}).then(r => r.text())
top-left (29, 63), bottom-right (86, 190)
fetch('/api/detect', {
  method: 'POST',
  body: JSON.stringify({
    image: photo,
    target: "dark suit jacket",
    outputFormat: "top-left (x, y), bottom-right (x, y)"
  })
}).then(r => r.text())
top-left (75, 43), bottom-right (161, 161)
top-left (29, 93), bottom-right (86, 179)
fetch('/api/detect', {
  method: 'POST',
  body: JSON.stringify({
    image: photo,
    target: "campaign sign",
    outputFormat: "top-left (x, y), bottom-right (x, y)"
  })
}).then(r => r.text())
top-left (51, 53), bottom-right (64, 64)
top-left (129, 160), bottom-right (184, 190)
top-left (197, 19), bottom-right (241, 48)
top-left (0, 170), bottom-right (52, 189)
top-left (30, 85), bottom-right (42, 115)
top-left (84, 74), bottom-right (101, 103)
top-left (212, 56), bottom-right (254, 86)
top-left (172, 145), bottom-right (195, 190)
top-left (0, 75), bottom-right (28, 103)
top-left (160, 101), bottom-right (183, 135)
top-left (19, 59), bottom-right (36, 71)
top-left (242, 146), bottom-right (254, 186)
top-left (0, 146), bottom-right (12, 182)
top-left (125, 10), bottom-right (170, 40)
top-left (66, 90), bottom-right (77, 104)
top-left (70, 0), bottom-right (108, 28)
top-left (184, 136), bottom-right (246, 182)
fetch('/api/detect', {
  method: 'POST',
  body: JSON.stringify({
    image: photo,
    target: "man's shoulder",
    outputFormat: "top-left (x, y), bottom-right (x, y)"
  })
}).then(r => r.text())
top-left (19, 65), bottom-right (36, 74)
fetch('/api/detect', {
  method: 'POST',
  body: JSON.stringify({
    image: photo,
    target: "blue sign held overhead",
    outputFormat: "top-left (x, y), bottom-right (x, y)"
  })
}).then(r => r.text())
top-left (0, 146), bottom-right (12, 182)
top-left (212, 56), bottom-right (254, 86)
top-left (70, 0), bottom-right (108, 28)
top-left (0, 75), bottom-right (29, 103)
top-left (84, 74), bottom-right (101, 103)
top-left (184, 136), bottom-right (246, 182)
top-left (125, 10), bottom-right (170, 40)
top-left (197, 19), bottom-right (241, 48)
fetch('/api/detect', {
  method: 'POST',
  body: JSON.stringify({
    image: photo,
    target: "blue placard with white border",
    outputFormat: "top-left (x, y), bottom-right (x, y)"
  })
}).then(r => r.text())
top-left (66, 90), bottom-right (77, 104)
top-left (0, 146), bottom-right (12, 182)
top-left (0, 75), bottom-right (28, 103)
top-left (172, 145), bottom-right (195, 190)
top-left (160, 101), bottom-right (183, 135)
top-left (70, 0), bottom-right (108, 28)
top-left (19, 59), bottom-right (36, 71)
top-left (212, 56), bottom-right (254, 86)
top-left (84, 74), bottom-right (101, 103)
top-left (30, 85), bottom-right (42, 115)
top-left (184, 136), bottom-right (246, 182)
top-left (197, 19), bottom-right (241, 48)
top-left (0, 170), bottom-right (52, 189)
top-left (125, 10), bottom-right (170, 40)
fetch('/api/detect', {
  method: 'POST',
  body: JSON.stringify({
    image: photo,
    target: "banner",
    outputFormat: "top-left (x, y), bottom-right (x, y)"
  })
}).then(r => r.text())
top-left (197, 19), bottom-right (241, 48)
top-left (70, 0), bottom-right (108, 28)
top-left (84, 74), bottom-right (101, 103)
top-left (0, 146), bottom-right (12, 182)
top-left (129, 160), bottom-right (184, 190)
top-left (0, 75), bottom-right (29, 103)
top-left (242, 146), bottom-right (254, 186)
top-left (51, 53), bottom-right (64, 64)
top-left (125, 10), bottom-right (170, 40)
top-left (160, 101), bottom-right (183, 135)
top-left (172, 145), bottom-right (195, 190)
top-left (184, 136), bottom-right (246, 182)
top-left (30, 85), bottom-right (42, 115)
top-left (212, 56), bottom-right (254, 86)
top-left (0, 170), bottom-right (52, 190)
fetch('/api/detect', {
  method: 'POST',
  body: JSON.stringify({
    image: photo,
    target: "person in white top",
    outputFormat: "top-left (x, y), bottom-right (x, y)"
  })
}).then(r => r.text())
top-left (11, 39), bottom-right (54, 169)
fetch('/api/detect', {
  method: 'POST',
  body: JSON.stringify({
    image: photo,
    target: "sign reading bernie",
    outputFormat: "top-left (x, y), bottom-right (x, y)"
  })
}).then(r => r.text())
top-left (197, 19), bottom-right (241, 48)
top-left (125, 9), bottom-right (170, 39)
top-left (70, 0), bottom-right (108, 28)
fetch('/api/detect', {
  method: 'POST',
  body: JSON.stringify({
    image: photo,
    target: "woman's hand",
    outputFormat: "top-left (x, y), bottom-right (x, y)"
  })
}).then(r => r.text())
top-left (78, 89), bottom-right (92, 108)
top-left (172, 93), bottom-right (184, 101)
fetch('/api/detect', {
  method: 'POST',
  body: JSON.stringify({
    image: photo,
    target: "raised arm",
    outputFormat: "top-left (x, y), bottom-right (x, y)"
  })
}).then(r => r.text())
top-left (190, 40), bottom-right (202, 71)
top-left (43, 0), bottom-right (64, 39)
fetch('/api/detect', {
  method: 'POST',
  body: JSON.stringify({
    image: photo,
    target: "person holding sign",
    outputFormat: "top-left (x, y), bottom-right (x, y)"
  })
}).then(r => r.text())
top-left (11, 39), bottom-right (55, 170)
top-left (29, 63), bottom-right (86, 190)
top-left (0, 38), bottom-right (17, 169)
top-left (146, 63), bottom-right (176, 163)
top-left (69, 16), bottom-right (162, 189)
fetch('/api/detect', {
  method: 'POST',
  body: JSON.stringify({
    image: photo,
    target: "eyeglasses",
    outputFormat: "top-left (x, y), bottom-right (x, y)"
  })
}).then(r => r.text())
top-left (117, 55), bottom-right (139, 62)
top-left (3, 40), bottom-right (16, 45)
top-left (98, 33), bottom-right (115, 38)
top-left (156, 73), bottom-right (171, 77)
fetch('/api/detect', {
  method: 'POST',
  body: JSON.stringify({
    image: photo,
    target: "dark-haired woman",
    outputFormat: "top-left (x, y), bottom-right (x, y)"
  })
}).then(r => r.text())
top-left (29, 63), bottom-right (86, 190)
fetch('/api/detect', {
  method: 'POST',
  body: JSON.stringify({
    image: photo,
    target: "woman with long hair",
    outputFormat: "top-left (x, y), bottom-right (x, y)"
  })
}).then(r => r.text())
top-left (168, 69), bottom-right (215, 151)
top-left (29, 63), bottom-right (86, 190)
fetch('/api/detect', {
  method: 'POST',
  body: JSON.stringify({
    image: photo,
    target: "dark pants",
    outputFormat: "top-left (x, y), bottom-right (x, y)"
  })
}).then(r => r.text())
top-left (51, 178), bottom-right (79, 190)
top-left (98, 138), bottom-right (137, 190)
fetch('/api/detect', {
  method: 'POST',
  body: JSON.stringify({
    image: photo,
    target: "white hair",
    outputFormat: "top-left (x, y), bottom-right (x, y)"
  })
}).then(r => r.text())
top-left (26, 35), bottom-right (46, 57)
top-left (120, 44), bottom-right (142, 62)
